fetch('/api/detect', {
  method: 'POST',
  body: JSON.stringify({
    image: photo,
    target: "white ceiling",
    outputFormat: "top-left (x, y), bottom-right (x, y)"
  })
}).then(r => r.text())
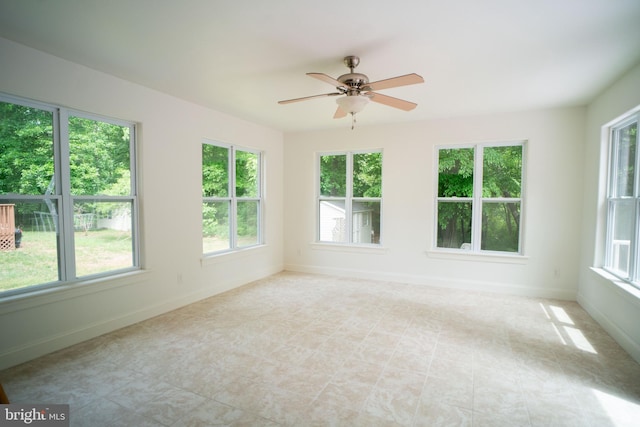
top-left (1, 0), bottom-right (639, 132)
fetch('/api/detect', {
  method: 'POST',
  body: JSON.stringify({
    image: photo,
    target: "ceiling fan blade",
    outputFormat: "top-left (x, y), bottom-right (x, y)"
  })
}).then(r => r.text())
top-left (307, 73), bottom-right (347, 88)
top-left (278, 92), bottom-right (341, 104)
top-left (365, 73), bottom-right (424, 91)
top-left (333, 106), bottom-right (347, 119)
top-left (366, 92), bottom-right (417, 111)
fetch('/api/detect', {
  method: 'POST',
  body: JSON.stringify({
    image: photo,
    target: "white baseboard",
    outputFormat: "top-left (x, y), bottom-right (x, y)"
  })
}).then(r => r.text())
top-left (0, 265), bottom-right (282, 371)
top-left (577, 292), bottom-right (640, 365)
top-left (284, 263), bottom-right (577, 300)
top-left (1, 296), bottom-right (191, 370)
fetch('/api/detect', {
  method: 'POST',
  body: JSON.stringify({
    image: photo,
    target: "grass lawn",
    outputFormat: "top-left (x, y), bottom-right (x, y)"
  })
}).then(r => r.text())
top-left (0, 229), bottom-right (133, 293)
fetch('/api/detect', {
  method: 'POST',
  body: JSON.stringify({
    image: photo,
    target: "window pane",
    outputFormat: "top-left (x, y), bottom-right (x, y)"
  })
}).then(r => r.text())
top-left (202, 144), bottom-right (229, 198)
top-left (237, 201), bottom-right (259, 247)
top-left (203, 201), bottom-right (230, 252)
top-left (236, 150), bottom-right (259, 198)
top-left (69, 116), bottom-right (131, 196)
top-left (320, 155), bottom-right (346, 197)
top-left (607, 200), bottom-right (635, 276)
top-left (437, 201), bottom-right (472, 248)
top-left (353, 201), bottom-right (380, 244)
top-left (438, 148), bottom-right (474, 197)
top-left (0, 200), bottom-right (60, 293)
top-left (0, 102), bottom-right (54, 196)
top-left (483, 146), bottom-right (522, 198)
top-left (73, 201), bottom-right (133, 277)
top-left (319, 200), bottom-right (347, 243)
top-left (481, 202), bottom-right (520, 252)
top-left (613, 123), bottom-right (637, 197)
top-left (353, 152), bottom-right (382, 197)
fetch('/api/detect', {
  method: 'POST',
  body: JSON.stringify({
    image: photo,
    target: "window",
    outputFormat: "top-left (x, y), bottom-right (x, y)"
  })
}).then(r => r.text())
top-left (0, 95), bottom-right (139, 297)
top-left (604, 111), bottom-right (639, 287)
top-left (202, 141), bottom-right (262, 254)
top-left (318, 150), bottom-right (382, 244)
top-left (436, 142), bottom-right (524, 253)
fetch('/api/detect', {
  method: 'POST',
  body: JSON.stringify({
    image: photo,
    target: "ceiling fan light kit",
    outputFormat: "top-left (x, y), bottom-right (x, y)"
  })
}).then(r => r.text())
top-left (279, 56), bottom-right (424, 129)
top-left (336, 94), bottom-right (369, 113)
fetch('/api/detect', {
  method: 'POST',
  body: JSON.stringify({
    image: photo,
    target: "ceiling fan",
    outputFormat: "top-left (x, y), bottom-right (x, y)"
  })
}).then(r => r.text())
top-left (278, 56), bottom-right (424, 128)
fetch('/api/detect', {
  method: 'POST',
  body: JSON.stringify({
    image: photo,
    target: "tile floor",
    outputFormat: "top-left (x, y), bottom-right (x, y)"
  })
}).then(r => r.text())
top-left (2, 272), bottom-right (640, 426)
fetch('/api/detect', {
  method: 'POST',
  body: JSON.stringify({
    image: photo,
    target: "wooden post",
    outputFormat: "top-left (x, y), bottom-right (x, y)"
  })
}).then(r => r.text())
top-left (0, 204), bottom-right (16, 251)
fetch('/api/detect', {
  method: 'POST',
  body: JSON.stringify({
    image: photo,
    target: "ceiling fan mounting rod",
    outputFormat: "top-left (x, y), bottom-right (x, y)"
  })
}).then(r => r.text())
top-left (343, 55), bottom-right (360, 72)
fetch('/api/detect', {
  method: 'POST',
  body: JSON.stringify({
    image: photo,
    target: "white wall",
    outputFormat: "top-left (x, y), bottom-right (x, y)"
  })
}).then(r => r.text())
top-left (0, 38), bottom-right (284, 370)
top-left (284, 107), bottom-right (586, 300)
top-left (577, 61), bottom-right (640, 363)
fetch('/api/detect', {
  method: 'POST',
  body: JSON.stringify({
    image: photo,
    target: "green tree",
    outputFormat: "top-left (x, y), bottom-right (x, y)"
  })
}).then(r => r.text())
top-left (353, 152), bottom-right (382, 197)
top-left (0, 102), bottom-right (54, 195)
top-left (235, 150), bottom-right (258, 198)
top-left (202, 144), bottom-right (228, 198)
top-left (68, 116), bottom-right (130, 197)
top-left (320, 155), bottom-right (346, 197)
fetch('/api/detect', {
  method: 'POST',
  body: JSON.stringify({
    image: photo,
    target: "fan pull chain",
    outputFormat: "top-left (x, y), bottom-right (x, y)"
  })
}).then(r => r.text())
top-left (351, 113), bottom-right (356, 130)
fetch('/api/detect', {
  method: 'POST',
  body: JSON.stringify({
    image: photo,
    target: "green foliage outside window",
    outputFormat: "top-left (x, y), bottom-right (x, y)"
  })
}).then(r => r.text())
top-left (320, 155), bottom-right (346, 197)
top-left (437, 148), bottom-right (474, 247)
top-left (0, 103), bottom-right (54, 196)
top-left (438, 148), bottom-right (474, 198)
top-left (437, 144), bottom-right (523, 252)
top-left (482, 146), bottom-right (522, 198)
top-left (353, 152), bottom-right (382, 198)
top-left (202, 144), bottom-right (229, 198)
top-left (1, 102), bottom-right (132, 226)
top-left (202, 144), bottom-right (260, 250)
top-left (0, 98), bottom-right (137, 292)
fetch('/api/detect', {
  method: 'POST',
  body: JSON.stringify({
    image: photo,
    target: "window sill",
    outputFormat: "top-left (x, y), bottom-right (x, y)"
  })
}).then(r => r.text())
top-left (311, 242), bottom-right (389, 255)
top-left (426, 249), bottom-right (529, 264)
top-left (201, 244), bottom-right (268, 266)
top-left (589, 267), bottom-right (640, 303)
top-left (0, 269), bottom-right (149, 315)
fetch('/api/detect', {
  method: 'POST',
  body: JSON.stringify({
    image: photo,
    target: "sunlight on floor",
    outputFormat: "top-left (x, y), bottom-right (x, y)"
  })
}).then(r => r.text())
top-left (593, 389), bottom-right (640, 427)
top-left (563, 325), bottom-right (597, 354)
top-left (549, 305), bottom-right (574, 325)
top-left (541, 303), bottom-right (597, 354)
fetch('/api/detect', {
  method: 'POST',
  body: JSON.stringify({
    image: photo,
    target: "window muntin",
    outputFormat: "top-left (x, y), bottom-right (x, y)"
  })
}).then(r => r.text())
top-left (605, 113), bottom-right (639, 286)
top-left (436, 142), bottom-right (524, 254)
top-left (318, 151), bottom-right (382, 245)
top-left (202, 141), bottom-right (262, 254)
top-left (0, 95), bottom-right (139, 297)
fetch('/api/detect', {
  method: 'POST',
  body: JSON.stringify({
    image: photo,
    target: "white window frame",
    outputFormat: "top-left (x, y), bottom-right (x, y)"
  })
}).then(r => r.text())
top-left (316, 149), bottom-right (383, 246)
top-left (202, 140), bottom-right (263, 255)
top-left (435, 141), bottom-right (526, 255)
top-left (604, 110), bottom-right (640, 288)
top-left (0, 94), bottom-right (140, 298)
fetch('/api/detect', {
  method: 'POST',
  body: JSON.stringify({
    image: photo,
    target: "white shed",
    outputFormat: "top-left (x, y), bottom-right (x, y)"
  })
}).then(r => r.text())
top-left (319, 201), bottom-right (373, 243)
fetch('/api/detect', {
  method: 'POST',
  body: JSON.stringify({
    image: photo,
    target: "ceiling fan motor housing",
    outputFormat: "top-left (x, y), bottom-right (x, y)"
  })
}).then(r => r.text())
top-left (338, 73), bottom-right (369, 93)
